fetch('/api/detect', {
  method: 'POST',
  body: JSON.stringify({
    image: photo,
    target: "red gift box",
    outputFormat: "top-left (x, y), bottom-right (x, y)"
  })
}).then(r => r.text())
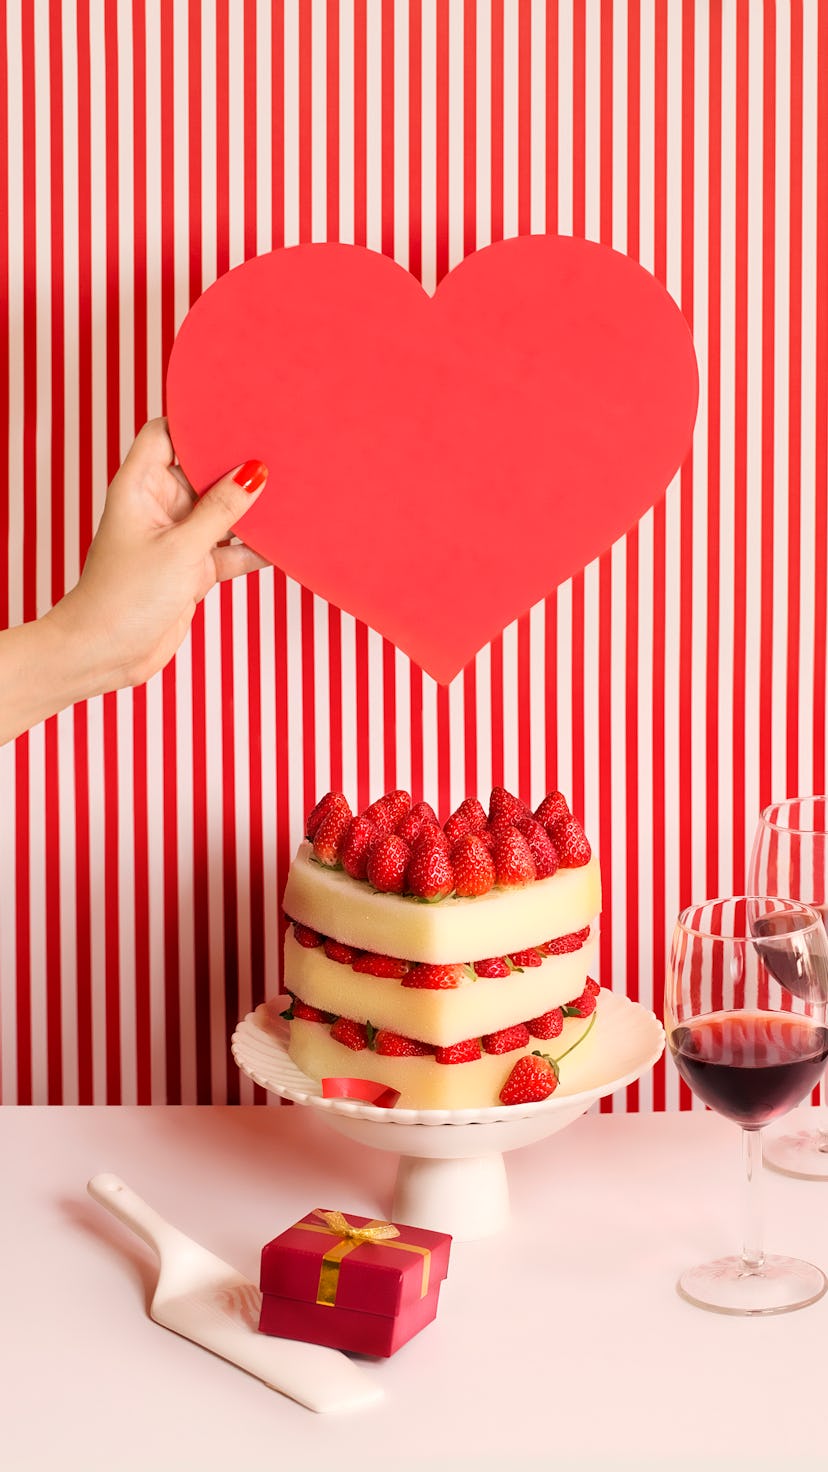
top-left (259, 1208), bottom-right (452, 1357)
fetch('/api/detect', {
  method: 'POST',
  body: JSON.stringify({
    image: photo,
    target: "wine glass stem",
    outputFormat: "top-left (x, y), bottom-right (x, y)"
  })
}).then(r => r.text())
top-left (741, 1127), bottom-right (765, 1272)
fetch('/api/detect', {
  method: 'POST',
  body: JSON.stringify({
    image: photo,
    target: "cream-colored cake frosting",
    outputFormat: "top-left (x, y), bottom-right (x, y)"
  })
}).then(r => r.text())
top-left (288, 1012), bottom-right (597, 1110)
top-left (283, 842), bottom-right (601, 963)
top-left (285, 926), bottom-right (597, 1047)
top-left (280, 788), bottom-right (602, 1108)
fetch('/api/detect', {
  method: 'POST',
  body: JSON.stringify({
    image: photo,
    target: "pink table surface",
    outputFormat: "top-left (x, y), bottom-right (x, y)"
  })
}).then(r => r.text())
top-left (3, 1103), bottom-right (827, 1472)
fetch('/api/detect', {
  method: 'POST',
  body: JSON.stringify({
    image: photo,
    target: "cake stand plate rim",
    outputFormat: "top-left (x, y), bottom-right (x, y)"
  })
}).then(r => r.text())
top-left (231, 989), bottom-right (665, 1129)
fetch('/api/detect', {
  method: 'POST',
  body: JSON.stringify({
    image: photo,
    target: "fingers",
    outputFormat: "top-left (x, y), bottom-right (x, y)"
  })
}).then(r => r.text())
top-left (129, 416), bottom-right (175, 467)
top-left (179, 459), bottom-right (268, 552)
top-left (212, 542), bottom-right (271, 583)
top-left (167, 463), bottom-right (198, 508)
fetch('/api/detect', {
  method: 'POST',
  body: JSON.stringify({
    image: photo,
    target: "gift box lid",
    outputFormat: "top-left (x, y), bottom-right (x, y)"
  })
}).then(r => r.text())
top-left (261, 1209), bottom-right (452, 1319)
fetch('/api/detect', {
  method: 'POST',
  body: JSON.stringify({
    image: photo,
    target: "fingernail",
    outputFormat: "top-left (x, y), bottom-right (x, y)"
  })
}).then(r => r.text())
top-left (233, 459), bottom-right (268, 493)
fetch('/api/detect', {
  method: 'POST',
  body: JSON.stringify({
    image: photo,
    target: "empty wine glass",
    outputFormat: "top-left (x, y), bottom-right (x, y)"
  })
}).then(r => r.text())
top-left (749, 796), bottom-right (828, 1177)
top-left (665, 896), bottom-right (828, 1314)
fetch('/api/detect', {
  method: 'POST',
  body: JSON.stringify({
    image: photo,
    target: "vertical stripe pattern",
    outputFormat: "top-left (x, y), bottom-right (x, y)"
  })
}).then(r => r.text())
top-left (1, 1), bottom-right (827, 1112)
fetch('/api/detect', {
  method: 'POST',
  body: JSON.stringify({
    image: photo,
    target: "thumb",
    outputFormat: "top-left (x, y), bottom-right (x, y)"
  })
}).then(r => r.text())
top-left (182, 459), bottom-right (268, 550)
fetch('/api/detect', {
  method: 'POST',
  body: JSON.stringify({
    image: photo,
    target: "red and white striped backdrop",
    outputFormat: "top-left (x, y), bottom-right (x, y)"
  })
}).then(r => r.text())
top-left (1, 1), bottom-right (826, 1110)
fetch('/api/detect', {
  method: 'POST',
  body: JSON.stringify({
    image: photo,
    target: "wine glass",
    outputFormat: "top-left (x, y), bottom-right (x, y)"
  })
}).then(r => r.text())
top-left (749, 796), bottom-right (828, 1177)
top-left (665, 895), bottom-right (828, 1314)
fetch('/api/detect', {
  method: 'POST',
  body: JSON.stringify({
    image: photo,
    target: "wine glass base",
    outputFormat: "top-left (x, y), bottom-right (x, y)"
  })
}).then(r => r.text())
top-left (677, 1254), bottom-right (827, 1315)
top-left (762, 1130), bottom-right (828, 1180)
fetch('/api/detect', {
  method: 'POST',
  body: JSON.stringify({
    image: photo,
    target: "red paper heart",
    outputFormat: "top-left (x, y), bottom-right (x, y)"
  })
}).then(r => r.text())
top-left (166, 238), bottom-right (698, 684)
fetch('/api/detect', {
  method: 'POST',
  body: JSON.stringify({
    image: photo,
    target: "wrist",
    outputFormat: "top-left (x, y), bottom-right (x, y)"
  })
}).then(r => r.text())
top-left (43, 592), bottom-right (122, 703)
top-left (0, 603), bottom-right (117, 746)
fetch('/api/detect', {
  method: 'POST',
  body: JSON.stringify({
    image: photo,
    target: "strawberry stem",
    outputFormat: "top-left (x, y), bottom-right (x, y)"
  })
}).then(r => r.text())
top-left (550, 1008), bottom-right (597, 1064)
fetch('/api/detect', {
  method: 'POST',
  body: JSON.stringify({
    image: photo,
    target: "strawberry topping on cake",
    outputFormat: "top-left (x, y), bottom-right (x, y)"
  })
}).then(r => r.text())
top-left (281, 786), bottom-right (602, 1109)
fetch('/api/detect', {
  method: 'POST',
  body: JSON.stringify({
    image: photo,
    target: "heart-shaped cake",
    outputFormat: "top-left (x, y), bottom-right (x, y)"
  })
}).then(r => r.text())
top-left (166, 237), bottom-right (698, 683)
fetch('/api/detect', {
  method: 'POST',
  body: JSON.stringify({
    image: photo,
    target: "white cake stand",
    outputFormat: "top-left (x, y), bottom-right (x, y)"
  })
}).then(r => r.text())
top-left (232, 989), bottom-right (664, 1240)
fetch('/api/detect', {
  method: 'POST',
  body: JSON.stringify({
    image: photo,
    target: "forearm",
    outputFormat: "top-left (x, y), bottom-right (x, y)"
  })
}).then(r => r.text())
top-left (0, 602), bottom-right (111, 745)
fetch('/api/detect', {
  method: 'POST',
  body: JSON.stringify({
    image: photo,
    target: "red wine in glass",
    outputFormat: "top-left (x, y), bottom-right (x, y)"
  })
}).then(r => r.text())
top-left (666, 895), bottom-right (828, 1313)
top-left (669, 1012), bottom-right (828, 1128)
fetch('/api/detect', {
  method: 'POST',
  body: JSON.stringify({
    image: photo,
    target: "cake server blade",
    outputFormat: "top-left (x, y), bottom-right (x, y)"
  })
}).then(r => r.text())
top-left (87, 1173), bottom-right (382, 1413)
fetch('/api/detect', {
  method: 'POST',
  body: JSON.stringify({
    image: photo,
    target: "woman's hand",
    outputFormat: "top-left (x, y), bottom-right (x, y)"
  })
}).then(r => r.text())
top-left (51, 417), bottom-right (269, 691)
top-left (1, 418), bottom-right (269, 744)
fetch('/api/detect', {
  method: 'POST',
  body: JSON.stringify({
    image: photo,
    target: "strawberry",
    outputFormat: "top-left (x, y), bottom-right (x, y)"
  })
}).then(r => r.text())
top-left (396, 809), bottom-right (431, 847)
top-left (488, 786), bottom-right (530, 825)
top-left (291, 999), bottom-right (330, 1022)
top-left (366, 834), bottom-right (411, 894)
top-left (451, 833), bottom-right (496, 897)
top-left (330, 1017), bottom-right (369, 1051)
top-left (585, 977), bottom-right (601, 997)
top-left (402, 963), bottom-right (466, 990)
top-left (434, 1037), bottom-right (482, 1065)
top-left (444, 794), bottom-right (491, 842)
top-left (340, 815), bottom-right (378, 880)
top-left (426, 823), bottom-right (453, 853)
top-left (401, 817), bottom-right (447, 848)
top-left (526, 1007), bottom-right (564, 1039)
top-left (564, 989), bottom-right (598, 1018)
top-left (499, 1053), bottom-right (560, 1104)
top-left (306, 791), bottom-right (350, 841)
top-left (508, 948), bottom-right (543, 968)
top-left (365, 790), bottom-right (411, 834)
top-left (493, 829), bottom-right (537, 888)
top-left (575, 926), bottom-right (592, 942)
top-left (406, 838), bottom-right (455, 900)
top-left (473, 956), bottom-right (511, 978)
top-left (324, 939), bottom-right (361, 965)
top-left (482, 1023), bottom-right (531, 1054)
top-left (534, 790), bottom-right (570, 830)
top-left (374, 1030), bottom-right (433, 1057)
top-left (409, 800), bottom-right (438, 824)
top-left (312, 806), bottom-right (352, 866)
top-left (364, 796), bottom-right (397, 835)
top-left (352, 952), bottom-right (410, 979)
top-left (455, 796), bottom-right (487, 833)
top-left (539, 931), bottom-right (585, 957)
top-left (549, 814), bottom-right (592, 868)
top-left (487, 816), bottom-right (520, 842)
top-left (443, 808), bottom-right (472, 845)
top-left (516, 816), bottom-right (560, 879)
top-left (384, 789), bottom-right (412, 828)
top-left (293, 923), bottom-right (324, 948)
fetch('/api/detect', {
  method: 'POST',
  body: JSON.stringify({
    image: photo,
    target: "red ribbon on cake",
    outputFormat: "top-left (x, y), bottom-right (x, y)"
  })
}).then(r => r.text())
top-left (322, 1076), bottom-right (401, 1108)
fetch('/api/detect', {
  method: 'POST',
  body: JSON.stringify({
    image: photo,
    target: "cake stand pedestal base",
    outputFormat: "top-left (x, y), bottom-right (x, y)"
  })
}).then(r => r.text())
top-left (392, 1152), bottom-right (510, 1239)
top-left (231, 992), bottom-right (666, 1243)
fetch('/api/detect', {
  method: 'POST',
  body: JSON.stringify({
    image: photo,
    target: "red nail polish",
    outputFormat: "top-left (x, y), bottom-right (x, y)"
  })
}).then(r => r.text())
top-left (233, 459), bottom-right (268, 493)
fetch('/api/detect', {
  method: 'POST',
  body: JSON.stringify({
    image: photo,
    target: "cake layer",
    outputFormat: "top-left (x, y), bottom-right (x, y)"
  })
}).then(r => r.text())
top-left (283, 843), bottom-right (601, 963)
top-left (287, 1012), bottom-right (598, 1109)
top-left (284, 928), bottom-right (595, 1046)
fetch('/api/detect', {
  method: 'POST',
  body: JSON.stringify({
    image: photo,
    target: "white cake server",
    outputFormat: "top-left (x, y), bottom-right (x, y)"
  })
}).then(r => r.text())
top-left (87, 1173), bottom-right (382, 1413)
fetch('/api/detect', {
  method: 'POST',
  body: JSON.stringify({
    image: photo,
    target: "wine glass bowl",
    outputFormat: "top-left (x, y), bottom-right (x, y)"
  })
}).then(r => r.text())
top-left (748, 796), bottom-right (828, 1176)
top-left (665, 896), bottom-right (828, 1314)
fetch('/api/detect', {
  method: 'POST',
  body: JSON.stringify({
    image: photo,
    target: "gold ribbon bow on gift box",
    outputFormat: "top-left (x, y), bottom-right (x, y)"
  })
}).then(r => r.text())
top-left (295, 1208), bottom-right (431, 1307)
